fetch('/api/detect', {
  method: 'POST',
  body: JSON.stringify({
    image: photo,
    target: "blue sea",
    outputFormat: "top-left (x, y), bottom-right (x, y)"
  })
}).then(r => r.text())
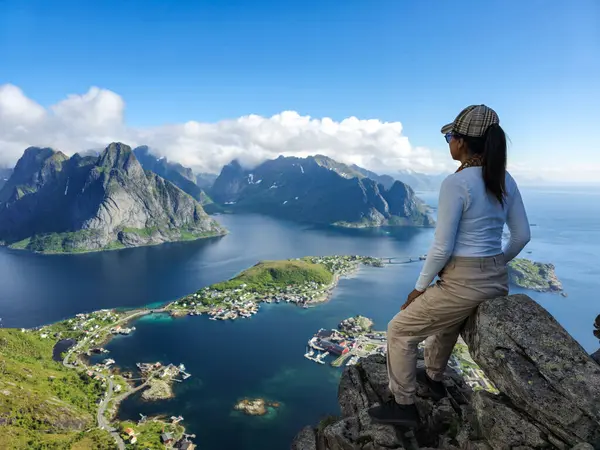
top-left (0, 186), bottom-right (599, 449)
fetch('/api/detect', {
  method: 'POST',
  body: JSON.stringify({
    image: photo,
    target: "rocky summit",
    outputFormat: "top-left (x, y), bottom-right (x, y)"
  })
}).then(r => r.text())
top-left (292, 294), bottom-right (600, 450)
top-left (211, 155), bottom-right (434, 228)
top-left (0, 143), bottom-right (225, 253)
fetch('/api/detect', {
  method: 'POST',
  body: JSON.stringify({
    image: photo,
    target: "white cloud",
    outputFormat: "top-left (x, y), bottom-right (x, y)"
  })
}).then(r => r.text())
top-left (0, 83), bottom-right (456, 177)
top-left (6, 83), bottom-right (590, 184)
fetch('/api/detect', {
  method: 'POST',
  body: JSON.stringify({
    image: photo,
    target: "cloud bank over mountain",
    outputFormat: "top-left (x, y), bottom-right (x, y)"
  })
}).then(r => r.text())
top-left (0, 84), bottom-right (452, 175)
top-left (2, 84), bottom-right (595, 184)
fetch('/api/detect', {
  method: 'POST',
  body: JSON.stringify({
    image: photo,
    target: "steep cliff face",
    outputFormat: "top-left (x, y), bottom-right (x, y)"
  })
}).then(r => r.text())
top-left (211, 155), bottom-right (433, 228)
top-left (0, 143), bottom-right (225, 253)
top-left (293, 294), bottom-right (600, 449)
top-left (133, 146), bottom-right (212, 204)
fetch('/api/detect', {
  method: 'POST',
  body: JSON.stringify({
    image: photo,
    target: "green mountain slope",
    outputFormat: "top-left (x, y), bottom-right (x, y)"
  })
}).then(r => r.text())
top-left (0, 329), bottom-right (115, 449)
top-left (212, 259), bottom-right (334, 291)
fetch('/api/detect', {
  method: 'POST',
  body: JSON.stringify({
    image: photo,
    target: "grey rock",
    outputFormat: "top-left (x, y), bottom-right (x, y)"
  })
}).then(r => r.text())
top-left (570, 444), bottom-right (594, 450)
top-left (471, 390), bottom-right (557, 449)
top-left (462, 294), bottom-right (600, 447)
top-left (133, 146), bottom-right (212, 205)
top-left (291, 426), bottom-right (317, 450)
top-left (321, 409), bottom-right (403, 450)
top-left (591, 349), bottom-right (600, 365)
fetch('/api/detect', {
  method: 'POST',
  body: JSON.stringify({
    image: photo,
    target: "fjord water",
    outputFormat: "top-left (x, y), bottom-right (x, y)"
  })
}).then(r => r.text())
top-left (1, 187), bottom-right (599, 449)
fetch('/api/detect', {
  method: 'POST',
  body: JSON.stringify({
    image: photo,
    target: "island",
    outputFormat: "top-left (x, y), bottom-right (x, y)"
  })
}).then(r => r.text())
top-left (165, 255), bottom-right (384, 319)
top-left (233, 398), bottom-right (281, 416)
top-left (508, 258), bottom-right (563, 293)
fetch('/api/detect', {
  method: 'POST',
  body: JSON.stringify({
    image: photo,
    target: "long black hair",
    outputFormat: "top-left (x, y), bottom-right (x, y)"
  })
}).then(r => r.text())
top-left (457, 123), bottom-right (507, 206)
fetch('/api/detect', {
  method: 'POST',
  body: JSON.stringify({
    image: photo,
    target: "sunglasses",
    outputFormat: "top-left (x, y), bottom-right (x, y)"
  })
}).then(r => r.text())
top-left (444, 133), bottom-right (454, 144)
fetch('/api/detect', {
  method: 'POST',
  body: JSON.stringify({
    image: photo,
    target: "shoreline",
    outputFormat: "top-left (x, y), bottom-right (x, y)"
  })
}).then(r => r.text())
top-left (2, 229), bottom-right (228, 255)
top-left (38, 255), bottom-right (384, 448)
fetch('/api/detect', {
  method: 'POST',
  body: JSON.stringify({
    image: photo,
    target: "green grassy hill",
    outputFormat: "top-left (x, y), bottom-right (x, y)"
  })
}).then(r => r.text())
top-left (212, 259), bottom-right (334, 292)
top-left (0, 329), bottom-right (115, 449)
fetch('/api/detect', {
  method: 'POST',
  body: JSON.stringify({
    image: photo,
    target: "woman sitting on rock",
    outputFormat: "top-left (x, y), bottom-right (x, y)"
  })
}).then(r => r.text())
top-left (369, 105), bottom-right (531, 427)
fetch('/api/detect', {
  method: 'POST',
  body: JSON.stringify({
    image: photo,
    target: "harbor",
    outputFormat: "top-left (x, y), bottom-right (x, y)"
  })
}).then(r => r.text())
top-left (303, 317), bottom-right (387, 368)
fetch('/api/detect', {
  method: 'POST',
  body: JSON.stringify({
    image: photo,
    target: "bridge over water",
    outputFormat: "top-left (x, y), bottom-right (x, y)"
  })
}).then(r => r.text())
top-left (380, 255), bottom-right (427, 265)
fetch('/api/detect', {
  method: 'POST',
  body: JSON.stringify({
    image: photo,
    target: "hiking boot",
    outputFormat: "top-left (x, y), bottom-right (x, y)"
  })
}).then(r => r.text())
top-left (417, 368), bottom-right (446, 401)
top-left (368, 400), bottom-right (418, 427)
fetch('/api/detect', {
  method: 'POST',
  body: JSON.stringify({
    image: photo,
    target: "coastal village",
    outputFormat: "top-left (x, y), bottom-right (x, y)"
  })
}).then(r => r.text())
top-left (25, 254), bottom-right (556, 448)
top-left (166, 255), bottom-right (384, 320)
top-left (36, 308), bottom-right (196, 449)
top-left (32, 255), bottom-right (384, 448)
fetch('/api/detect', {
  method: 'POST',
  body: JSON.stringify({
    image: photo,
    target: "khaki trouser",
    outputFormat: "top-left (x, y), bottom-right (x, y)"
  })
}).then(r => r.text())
top-left (387, 254), bottom-right (508, 404)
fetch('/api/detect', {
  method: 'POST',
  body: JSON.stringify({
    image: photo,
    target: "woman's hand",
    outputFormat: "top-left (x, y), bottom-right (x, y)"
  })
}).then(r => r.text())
top-left (401, 289), bottom-right (425, 310)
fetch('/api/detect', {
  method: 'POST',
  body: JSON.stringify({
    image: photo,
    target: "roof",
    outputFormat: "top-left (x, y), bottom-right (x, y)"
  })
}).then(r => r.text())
top-left (175, 441), bottom-right (193, 449)
top-left (124, 427), bottom-right (135, 435)
top-left (161, 432), bottom-right (174, 441)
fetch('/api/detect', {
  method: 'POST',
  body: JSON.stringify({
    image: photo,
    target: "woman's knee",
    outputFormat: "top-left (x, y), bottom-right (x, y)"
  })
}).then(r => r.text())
top-left (388, 313), bottom-right (408, 336)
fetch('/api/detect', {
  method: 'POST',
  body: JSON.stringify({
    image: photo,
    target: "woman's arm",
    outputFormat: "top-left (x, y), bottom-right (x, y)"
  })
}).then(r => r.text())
top-left (502, 186), bottom-right (530, 262)
top-left (415, 176), bottom-right (466, 291)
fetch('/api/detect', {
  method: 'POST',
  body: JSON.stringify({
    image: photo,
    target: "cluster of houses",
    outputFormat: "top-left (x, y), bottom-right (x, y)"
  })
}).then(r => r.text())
top-left (338, 315), bottom-right (374, 336)
top-left (310, 329), bottom-right (352, 356)
top-left (169, 255), bottom-right (386, 317)
top-left (121, 427), bottom-right (195, 449)
top-left (304, 255), bottom-right (384, 272)
top-left (207, 299), bottom-right (260, 320)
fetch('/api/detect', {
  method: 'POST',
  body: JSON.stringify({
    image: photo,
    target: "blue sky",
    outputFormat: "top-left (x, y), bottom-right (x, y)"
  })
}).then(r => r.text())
top-left (0, 0), bottom-right (599, 181)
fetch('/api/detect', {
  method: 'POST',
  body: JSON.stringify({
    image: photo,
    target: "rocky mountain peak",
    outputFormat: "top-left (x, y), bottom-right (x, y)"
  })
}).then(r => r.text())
top-left (293, 294), bottom-right (600, 449)
top-left (97, 142), bottom-right (143, 178)
top-left (0, 147), bottom-right (69, 203)
top-left (15, 147), bottom-right (67, 173)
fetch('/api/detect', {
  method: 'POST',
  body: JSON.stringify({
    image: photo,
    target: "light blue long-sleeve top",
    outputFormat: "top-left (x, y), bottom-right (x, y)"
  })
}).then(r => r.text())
top-left (415, 167), bottom-right (531, 291)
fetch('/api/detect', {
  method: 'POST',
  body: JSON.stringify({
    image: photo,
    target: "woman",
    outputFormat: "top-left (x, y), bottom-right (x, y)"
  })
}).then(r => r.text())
top-left (369, 104), bottom-right (531, 427)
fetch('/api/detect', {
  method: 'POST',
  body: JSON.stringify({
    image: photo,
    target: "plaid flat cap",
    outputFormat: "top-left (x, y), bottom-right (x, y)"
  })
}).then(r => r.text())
top-left (441, 104), bottom-right (500, 137)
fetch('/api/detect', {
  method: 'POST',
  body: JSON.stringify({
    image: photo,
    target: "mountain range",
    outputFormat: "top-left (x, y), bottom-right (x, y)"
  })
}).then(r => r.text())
top-left (133, 146), bottom-right (212, 205)
top-left (211, 155), bottom-right (434, 228)
top-left (0, 143), bottom-right (224, 253)
top-left (0, 145), bottom-right (439, 254)
top-left (392, 168), bottom-right (449, 192)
